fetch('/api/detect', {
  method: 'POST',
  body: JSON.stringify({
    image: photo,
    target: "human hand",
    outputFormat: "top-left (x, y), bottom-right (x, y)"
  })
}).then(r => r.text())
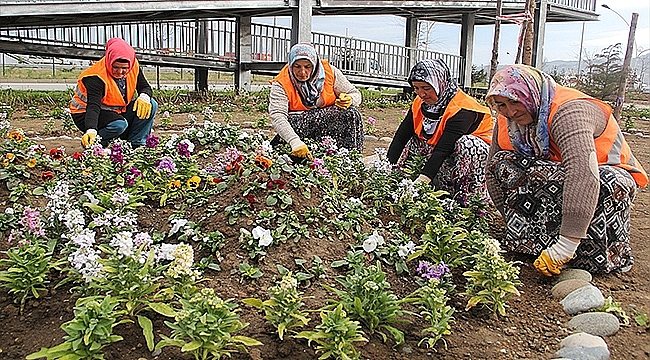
top-left (289, 139), bottom-right (314, 160)
top-left (81, 129), bottom-right (97, 148)
top-left (133, 93), bottom-right (152, 119)
top-left (413, 174), bottom-right (431, 185)
top-left (533, 235), bottom-right (578, 276)
top-left (335, 93), bottom-right (353, 110)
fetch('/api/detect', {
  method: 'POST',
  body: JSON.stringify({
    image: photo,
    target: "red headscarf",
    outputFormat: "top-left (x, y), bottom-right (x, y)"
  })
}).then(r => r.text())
top-left (104, 38), bottom-right (136, 74)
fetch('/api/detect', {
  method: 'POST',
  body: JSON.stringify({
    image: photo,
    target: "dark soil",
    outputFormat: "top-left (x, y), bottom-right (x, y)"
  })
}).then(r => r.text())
top-left (1, 101), bottom-right (650, 360)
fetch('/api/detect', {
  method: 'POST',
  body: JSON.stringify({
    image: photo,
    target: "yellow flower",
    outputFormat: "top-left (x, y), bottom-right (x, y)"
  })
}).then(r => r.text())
top-left (168, 179), bottom-right (181, 190)
top-left (26, 158), bottom-right (36, 168)
top-left (82, 167), bottom-right (92, 176)
top-left (186, 175), bottom-right (201, 189)
top-left (2, 159), bottom-right (9, 167)
top-left (5, 153), bottom-right (15, 161)
top-left (7, 131), bottom-right (23, 143)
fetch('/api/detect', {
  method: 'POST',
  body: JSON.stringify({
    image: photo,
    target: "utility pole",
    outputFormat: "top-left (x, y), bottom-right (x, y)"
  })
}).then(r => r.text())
top-left (489, 0), bottom-right (502, 82)
top-left (613, 12), bottom-right (638, 120)
top-left (521, 0), bottom-right (535, 65)
top-left (577, 21), bottom-right (585, 84)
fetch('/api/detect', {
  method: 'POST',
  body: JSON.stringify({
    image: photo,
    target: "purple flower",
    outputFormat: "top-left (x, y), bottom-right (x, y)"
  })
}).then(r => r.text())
top-left (155, 157), bottom-right (177, 176)
top-left (109, 143), bottom-right (125, 164)
top-left (178, 142), bottom-right (191, 157)
top-left (145, 134), bottom-right (159, 149)
top-left (417, 261), bottom-right (450, 280)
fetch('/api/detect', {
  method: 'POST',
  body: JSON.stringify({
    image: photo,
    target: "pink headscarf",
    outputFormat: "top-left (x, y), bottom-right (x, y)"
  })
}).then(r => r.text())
top-left (104, 38), bottom-right (136, 74)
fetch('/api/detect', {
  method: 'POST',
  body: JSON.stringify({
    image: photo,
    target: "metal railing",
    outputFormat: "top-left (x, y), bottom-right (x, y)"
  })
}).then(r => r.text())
top-left (0, 19), bottom-right (463, 84)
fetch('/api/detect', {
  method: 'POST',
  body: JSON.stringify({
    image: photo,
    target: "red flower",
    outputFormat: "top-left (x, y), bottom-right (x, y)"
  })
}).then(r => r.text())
top-left (225, 161), bottom-right (242, 176)
top-left (244, 194), bottom-right (257, 209)
top-left (266, 179), bottom-right (287, 190)
top-left (49, 148), bottom-right (64, 161)
top-left (41, 171), bottom-right (54, 182)
top-left (212, 177), bottom-right (224, 184)
top-left (72, 152), bottom-right (85, 161)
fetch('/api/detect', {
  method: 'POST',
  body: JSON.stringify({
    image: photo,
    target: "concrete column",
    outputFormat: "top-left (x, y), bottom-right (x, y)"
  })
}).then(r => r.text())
top-left (532, 0), bottom-right (548, 68)
top-left (194, 20), bottom-right (208, 92)
top-left (460, 13), bottom-right (475, 88)
top-left (235, 15), bottom-right (252, 93)
top-left (405, 17), bottom-right (419, 73)
top-left (291, 0), bottom-right (312, 45)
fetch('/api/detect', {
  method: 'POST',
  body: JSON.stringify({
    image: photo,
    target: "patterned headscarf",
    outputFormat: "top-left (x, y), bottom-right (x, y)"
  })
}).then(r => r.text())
top-left (288, 43), bottom-right (326, 108)
top-left (104, 38), bottom-right (136, 75)
top-left (408, 59), bottom-right (459, 138)
top-left (486, 64), bottom-right (556, 159)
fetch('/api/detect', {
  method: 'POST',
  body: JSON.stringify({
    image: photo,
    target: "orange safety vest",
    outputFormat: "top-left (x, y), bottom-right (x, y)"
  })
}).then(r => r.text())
top-left (412, 90), bottom-right (494, 146)
top-left (70, 57), bottom-right (140, 114)
top-left (496, 85), bottom-right (648, 187)
top-left (271, 60), bottom-right (337, 111)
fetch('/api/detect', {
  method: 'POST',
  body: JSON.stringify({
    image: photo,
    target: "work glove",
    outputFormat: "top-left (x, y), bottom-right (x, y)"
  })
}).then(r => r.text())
top-left (289, 138), bottom-right (314, 161)
top-left (81, 129), bottom-right (97, 148)
top-left (533, 235), bottom-right (579, 276)
top-left (335, 93), bottom-right (353, 110)
top-left (413, 174), bottom-right (431, 185)
top-left (133, 93), bottom-right (152, 119)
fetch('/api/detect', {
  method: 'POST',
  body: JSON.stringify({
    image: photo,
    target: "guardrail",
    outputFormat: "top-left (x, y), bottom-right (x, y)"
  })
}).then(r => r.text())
top-left (0, 19), bottom-right (463, 85)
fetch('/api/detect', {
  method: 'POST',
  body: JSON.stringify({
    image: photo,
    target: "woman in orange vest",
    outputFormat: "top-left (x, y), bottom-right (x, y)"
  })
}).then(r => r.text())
top-left (269, 43), bottom-right (363, 159)
top-left (387, 59), bottom-right (494, 204)
top-left (486, 64), bottom-right (647, 276)
top-left (70, 38), bottom-right (157, 148)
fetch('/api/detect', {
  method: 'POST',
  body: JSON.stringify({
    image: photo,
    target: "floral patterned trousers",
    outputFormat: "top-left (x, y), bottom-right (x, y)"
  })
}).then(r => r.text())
top-left (488, 150), bottom-right (637, 273)
top-left (288, 105), bottom-right (364, 151)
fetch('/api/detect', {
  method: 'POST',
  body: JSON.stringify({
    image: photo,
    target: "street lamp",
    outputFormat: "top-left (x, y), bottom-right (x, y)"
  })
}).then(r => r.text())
top-left (601, 4), bottom-right (639, 120)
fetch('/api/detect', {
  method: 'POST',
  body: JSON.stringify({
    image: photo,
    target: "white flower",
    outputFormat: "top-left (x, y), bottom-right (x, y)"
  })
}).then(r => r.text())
top-left (83, 191), bottom-right (100, 205)
top-left (179, 139), bottom-right (195, 153)
top-left (170, 218), bottom-right (188, 235)
top-left (252, 226), bottom-right (273, 247)
top-left (156, 243), bottom-right (178, 261)
top-left (368, 230), bottom-right (384, 246)
top-left (397, 241), bottom-right (416, 258)
top-left (4, 207), bottom-right (14, 215)
top-left (363, 238), bottom-right (378, 253)
top-left (109, 231), bottom-right (134, 257)
top-left (111, 189), bottom-right (130, 206)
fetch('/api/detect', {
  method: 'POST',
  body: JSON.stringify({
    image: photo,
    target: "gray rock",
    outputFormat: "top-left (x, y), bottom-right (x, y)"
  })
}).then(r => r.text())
top-left (560, 332), bottom-right (608, 348)
top-left (552, 279), bottom-right (591, 299)
top-left (364, 135), bottom-right (379, 141)
top-left (556, 346), bottom-right (610, 360)
top-left (379, 136), bottom-right (393, 142)
top-left (556, 269), bottom-right (593, 283)
top-left (560, 285), bottom-right (605, 315)
top-left (567, 313), bottom-right (620, 336)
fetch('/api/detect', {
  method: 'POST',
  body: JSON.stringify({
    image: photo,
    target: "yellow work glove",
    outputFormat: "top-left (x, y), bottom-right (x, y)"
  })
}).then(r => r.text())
top-left (81, 129), bottom-right (97, 148)
top-left (533, 235), bottom-right (578, 276)
top-left (289, 139), bottom-right (314, 161)
top-left (133, 93), bottom-right (152, 119)
top-left (335, 93), bottom-right (353, 110)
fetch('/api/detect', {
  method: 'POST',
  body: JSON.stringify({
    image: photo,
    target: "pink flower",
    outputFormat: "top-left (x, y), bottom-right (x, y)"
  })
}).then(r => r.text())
top-left (367, 117), bottom-right (376, 125)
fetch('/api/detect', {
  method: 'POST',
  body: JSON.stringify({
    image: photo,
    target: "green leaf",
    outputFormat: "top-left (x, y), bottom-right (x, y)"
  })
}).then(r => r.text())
top-left (148, 302), bottom-right (176, 317)
top-left (137, 315), bottom-right (155, 351)
top-left (181, 340), bottom-right (202, 352)
top-left (242, 298), bottom-right (264, 308)
top-left (32, 187), bottom-right (46, 195)
top-left (83, 202), bottom-right (106, 214)
top-left (231, 335), bottom-right (263, 346)
top-left (266, 195), bottom-right (278, 206)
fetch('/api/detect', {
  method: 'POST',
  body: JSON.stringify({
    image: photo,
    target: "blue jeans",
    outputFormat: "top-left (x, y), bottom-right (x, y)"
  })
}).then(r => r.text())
top-left (98, 98), bottom-right (158, 147)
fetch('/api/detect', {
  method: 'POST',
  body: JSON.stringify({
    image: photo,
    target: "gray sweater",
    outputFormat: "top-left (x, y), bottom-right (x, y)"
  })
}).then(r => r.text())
top-left (268, 64), bottom-right (362, 145)
top-left (486, 100), bottom-right (607, 239)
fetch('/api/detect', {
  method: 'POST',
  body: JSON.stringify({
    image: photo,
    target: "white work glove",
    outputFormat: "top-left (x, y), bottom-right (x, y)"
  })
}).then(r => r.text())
top-left (534, 235), bottom-right (579, 276)
top-left (289, 138), bottom-right (314, 160)
top-left (413, 174), bottom-right (431, 185)
top-left (81, 129), bottom-right (97, 148)
top-left (133, 93), bottom-right (152, 119)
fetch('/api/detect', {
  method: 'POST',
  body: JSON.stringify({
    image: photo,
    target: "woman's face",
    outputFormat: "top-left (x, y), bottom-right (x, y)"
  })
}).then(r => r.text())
top-left (411, 81), bottom-right (439, 105)
top-left (111, 60), bottom-right (130, 79)
top-left (489, 95), bottom-right (534, 126)
top-left (291, 59), bottom-right (313, 81)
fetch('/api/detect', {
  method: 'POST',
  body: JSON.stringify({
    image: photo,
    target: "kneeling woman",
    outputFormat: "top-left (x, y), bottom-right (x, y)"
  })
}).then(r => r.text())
top-left (486, 64), bottom-right (648, 276)
top-left (269, 43), bottom-right (363, 160)
top-left (388, 59), bottom-right (494, 203)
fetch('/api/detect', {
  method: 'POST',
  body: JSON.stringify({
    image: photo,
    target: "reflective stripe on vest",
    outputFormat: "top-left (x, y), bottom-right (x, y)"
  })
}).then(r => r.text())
top-left (69, 57), bottom-right (139, 114)
top-left (271, 60), bottom-right (336, 111)
top-left (496, 85), bottom-right (648, 188)
top-left (411, 90), bottom-right (494, 146)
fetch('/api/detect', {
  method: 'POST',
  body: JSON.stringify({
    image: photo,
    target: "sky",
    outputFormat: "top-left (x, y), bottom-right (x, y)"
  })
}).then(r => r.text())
top-left (259, 0), bottom-right (650, 66)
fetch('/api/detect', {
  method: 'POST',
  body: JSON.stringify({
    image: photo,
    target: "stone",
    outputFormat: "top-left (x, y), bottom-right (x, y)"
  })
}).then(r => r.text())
top-left (364, 135), bottom-right (379, 141)
top-left (560, 333), bottom-right (606, 348)
top-left (560, 285), bottom-right (605, 315)
top-left (552, 279), bottom-right (591, 299)
top-left (556, 268), bottom-right (593, 283)
top-left (556, 346), bottom-right (610, 360)
top-left (379, 136), bottom-right (393, 142)
top-left (567, 313), bottom-right (620, 336)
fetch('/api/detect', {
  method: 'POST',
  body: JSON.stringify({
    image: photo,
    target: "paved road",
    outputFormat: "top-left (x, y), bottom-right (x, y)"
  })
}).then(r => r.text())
top-left (0, 82), bottom-right (270, 91)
